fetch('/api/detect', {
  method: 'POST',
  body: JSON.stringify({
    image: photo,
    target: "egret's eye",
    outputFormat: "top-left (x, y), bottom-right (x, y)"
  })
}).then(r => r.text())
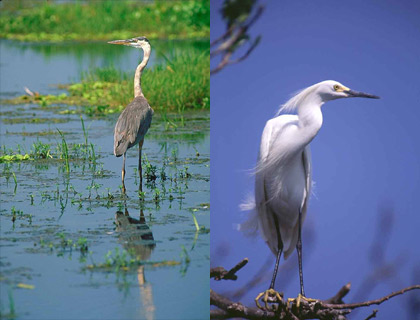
top-left (333, 85), bottom-right (340, 91)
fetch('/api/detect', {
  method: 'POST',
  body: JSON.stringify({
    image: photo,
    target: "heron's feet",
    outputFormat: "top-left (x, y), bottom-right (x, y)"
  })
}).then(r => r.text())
top-left (255, 288), bottom-right (283, 311)
top-left (287, 294), bottom-right (318, 309)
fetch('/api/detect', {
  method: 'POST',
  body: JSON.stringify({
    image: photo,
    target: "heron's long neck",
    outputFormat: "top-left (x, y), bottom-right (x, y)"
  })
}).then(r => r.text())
top-left (296, 95), bottom-right (324, 146)
top-left (134, 44), bottom-right (151, 98)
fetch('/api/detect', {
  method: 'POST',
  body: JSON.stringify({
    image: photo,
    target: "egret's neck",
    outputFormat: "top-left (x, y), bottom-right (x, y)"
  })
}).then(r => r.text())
top-left (297, 95), bottom-right (324, 145)
top-left (134, 43), bottom-right (151, 98)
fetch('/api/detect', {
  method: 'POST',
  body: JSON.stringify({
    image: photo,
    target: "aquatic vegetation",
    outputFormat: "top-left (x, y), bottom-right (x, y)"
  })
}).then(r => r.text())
top-left (0, 154), bottom-right (31, 162)
top-left (32, 140), bottom-right (52, 159)
top-left (10, 206), bottom-right (32, 225)
top-left (32, 234), bottom-right (90, 256)
top-left (0, 289), bottom-right (17, 319)
top-left (86, 248), bottom-right (180, 272)
top-left (0, 117), bottom-right (99, 171)
top-left (179, 166), bottom-right (192, 179)
top-left (0, 1), bottom-right (209, 42)
top-left (3, 50), bottom-right (209, 116)
top-left (191, 211), bottom-right (211, 234)
top-left (143, 155), bottom-right (158, 183)
top-left (57, 129), bottom-right (70, 173)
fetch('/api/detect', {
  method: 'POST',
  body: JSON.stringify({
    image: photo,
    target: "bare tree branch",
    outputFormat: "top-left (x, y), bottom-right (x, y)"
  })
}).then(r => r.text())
top-left (321, 285), bottom-right (420, 310)
top-left (211, 2), bottom-right (264, 75)
top-left (211, 259), bottom-right (420, 319)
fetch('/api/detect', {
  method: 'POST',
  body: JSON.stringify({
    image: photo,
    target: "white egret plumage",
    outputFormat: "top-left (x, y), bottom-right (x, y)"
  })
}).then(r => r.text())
top-left (242, 80), bottom-right (380, 309)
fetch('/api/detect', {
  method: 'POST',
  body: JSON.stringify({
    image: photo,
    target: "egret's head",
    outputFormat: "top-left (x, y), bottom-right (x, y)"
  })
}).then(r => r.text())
top-left (108, 36), bottom-right (150, 49)
top-left (318, 80), bottom-right (380, 101)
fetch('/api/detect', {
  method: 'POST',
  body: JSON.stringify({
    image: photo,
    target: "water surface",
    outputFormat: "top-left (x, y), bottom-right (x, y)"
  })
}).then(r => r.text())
top-left (0, 39), bottom-right (209, 319)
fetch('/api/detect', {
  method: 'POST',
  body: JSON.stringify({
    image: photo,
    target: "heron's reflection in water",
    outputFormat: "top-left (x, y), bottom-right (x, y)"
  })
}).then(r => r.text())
top-left (115, 205), bottom-right (156, 320)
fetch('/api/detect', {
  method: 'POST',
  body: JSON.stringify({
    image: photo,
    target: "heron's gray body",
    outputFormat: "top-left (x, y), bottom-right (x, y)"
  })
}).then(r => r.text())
top-left (114, 96), bottom-right (153, 157)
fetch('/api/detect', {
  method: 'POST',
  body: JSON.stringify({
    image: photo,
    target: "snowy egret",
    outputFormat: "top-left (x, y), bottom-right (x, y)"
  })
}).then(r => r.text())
top-left (242, 80), bottom-right (379, 309)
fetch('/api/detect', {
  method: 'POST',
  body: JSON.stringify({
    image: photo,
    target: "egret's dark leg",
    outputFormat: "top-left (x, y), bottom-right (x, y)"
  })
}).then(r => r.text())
top-left (287, 208), bottom-right (317, 307)
top-left (297, 208), bottom-right (305, 297)
top-left (122, 153), bottom-right (126, 193)
top-left (255, 213), bottom-right (284, 310)
top-left (270, 214), bottom-right (283, 290)
top-left (138, 139), bottom-right (144, 193)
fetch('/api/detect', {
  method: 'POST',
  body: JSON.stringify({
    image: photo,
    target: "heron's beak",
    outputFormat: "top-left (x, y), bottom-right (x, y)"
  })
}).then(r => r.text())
top-left (345, 89), bottom-right (380, 99)
top-left (107, 39), bottom-right (132, 46)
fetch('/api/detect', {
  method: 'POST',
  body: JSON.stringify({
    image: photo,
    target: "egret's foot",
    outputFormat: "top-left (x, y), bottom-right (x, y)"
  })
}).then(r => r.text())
top-left (255, 288), bottom-right (283, 311)
top-left (287, 294), bottom-right (318, 309)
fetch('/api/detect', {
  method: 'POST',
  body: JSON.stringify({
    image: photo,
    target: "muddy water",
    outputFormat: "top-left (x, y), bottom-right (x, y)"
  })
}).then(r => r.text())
top-left (0, 40), bottom-right (209, 319)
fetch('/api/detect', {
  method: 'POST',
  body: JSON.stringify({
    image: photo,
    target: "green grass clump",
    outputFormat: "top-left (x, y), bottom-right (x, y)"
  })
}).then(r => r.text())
top-left (78, 50), bottom-right (210, 113)
top-left (0, 0), bottom-right (209, 42)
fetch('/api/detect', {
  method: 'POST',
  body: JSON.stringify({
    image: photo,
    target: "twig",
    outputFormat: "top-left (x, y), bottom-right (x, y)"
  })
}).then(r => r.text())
top-left (211, 258), bottom-right (249, 280)
top-left (323, 283), bottom-right (351, 304)
top-left (364, 309), bottom-right (378, 320)
top-left (321, 285), bottom-right (420, 310)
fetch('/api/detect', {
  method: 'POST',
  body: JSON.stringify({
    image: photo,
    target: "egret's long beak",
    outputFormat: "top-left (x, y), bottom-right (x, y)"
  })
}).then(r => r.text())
top-left (108, 39), bottom-right (132, 46)
top-left (346, 89), bottom-right (380, 99)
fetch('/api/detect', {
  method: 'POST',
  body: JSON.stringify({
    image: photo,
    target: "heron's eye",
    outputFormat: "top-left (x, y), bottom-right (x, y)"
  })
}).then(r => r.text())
top-left (333, 85), bottom-right (340, 91)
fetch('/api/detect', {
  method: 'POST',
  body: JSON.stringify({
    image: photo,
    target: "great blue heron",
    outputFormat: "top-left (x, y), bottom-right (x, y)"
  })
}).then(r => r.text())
top-left (108, 36), bottom-right (154, 193)
top-left (242, 80), bottom-right (379, 309)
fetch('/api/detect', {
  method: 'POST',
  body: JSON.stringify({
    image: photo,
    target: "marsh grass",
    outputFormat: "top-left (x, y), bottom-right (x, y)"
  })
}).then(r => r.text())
top-left (0, 118), bottom-right (98, 169)
top-left (0, 1), bottom-right (209, 42)
top-left (57, 129), bottom-right (70, 173)
top-left (76, 50), bottom-right (210, 113)
top-left (11, 171), bottom-right (17, 194)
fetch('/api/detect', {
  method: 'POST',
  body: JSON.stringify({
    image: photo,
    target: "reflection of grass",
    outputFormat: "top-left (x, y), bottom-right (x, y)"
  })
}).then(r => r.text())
top-left (0, 1), bottom-right (209, 42)
top-left (4, 50), bottom-right (209, 116)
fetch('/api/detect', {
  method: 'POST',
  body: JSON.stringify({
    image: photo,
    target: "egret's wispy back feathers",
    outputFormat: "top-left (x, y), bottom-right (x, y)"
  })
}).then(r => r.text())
top-left (238, 195), bottom-right (259, 237)
top-left (276, 83), bottom-right (319, 115)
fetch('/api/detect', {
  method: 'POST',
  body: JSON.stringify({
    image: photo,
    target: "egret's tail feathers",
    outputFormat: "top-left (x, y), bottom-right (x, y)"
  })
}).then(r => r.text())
top-left (238, 196), bottom-right (258, 237)
top-left (239, 196), bottom-right (255, 211)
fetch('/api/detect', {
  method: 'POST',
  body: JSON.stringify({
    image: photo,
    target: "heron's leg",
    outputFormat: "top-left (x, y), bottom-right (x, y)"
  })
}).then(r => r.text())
top-left (255, 214), bottom-right (284, 310)
top-left (138, 139), bottom-right (144, 193)
top-left (297, 208), bottom-right (305, 297)
top-left (121, 153), bottom-right (126, 193)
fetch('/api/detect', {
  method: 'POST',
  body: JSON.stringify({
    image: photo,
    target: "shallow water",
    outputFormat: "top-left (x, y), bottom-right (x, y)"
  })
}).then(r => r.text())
top-left (0, 40), bottom-right (209, 319)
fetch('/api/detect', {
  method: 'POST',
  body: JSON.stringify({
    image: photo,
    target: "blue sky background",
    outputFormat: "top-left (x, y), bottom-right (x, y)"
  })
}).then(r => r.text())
top-left (210, 0), bottom-right (420, 318)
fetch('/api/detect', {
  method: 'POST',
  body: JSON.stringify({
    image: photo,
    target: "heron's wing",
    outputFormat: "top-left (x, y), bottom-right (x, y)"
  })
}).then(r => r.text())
top-left (114, 96), bottom-right (153, 156)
